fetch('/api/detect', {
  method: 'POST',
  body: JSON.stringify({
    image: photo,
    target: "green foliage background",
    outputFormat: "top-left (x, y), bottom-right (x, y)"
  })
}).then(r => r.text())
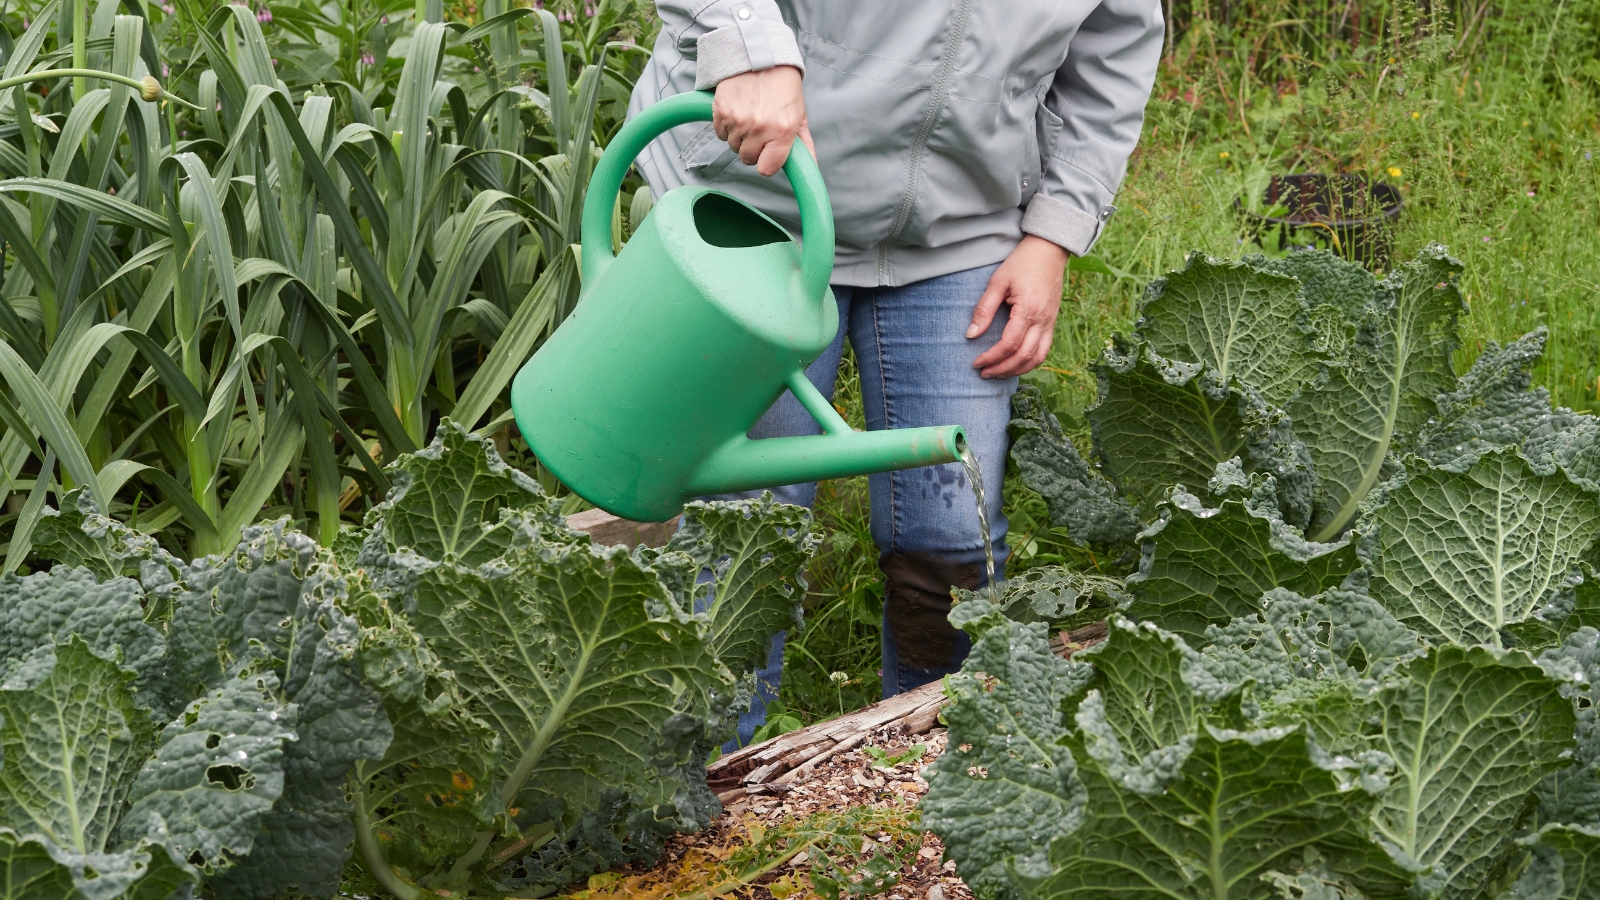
top-left (0, 0), bottom-right (1591, 896)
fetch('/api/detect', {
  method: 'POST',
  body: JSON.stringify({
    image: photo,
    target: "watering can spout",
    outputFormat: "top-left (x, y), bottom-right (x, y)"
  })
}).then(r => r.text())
top-left (688, 425), bottom-right (967, 497)
top-left (685, 368), bottom-right (965, 495)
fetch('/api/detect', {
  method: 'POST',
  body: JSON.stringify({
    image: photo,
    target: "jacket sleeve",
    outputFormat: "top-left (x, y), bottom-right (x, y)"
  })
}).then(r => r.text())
top-left (655, 0), bottom-right (806, 91)
top-left (1022, 0), bottom-right (1163, 256)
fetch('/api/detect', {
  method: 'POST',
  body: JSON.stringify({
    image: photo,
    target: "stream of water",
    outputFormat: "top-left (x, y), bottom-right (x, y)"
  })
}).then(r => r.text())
top-left (957, 443), bottom-right (1000, 604)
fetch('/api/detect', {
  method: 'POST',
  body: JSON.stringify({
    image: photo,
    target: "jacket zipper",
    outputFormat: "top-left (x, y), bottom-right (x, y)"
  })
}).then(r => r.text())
top-left (876, 0), bottom-right (974, 286)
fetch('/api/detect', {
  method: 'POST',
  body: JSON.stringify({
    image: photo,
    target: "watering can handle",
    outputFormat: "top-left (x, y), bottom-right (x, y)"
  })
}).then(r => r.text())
top-left (579, 90), bottom-right (835, 304)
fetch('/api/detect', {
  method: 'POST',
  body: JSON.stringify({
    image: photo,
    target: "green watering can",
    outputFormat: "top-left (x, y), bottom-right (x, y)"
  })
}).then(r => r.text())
top-left (510, 91), bottom-right (966, 522)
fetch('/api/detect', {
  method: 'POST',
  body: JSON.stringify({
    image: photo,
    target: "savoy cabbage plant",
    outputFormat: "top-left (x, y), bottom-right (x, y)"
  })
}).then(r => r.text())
top-left (926, 247), bottom-right (1600, 900)
top-left (338, 422), bottom-right (815, 898)
top-left (0, 498), bottom-right (391, 899)
top-left (0, 422), bottom-right (812, 899)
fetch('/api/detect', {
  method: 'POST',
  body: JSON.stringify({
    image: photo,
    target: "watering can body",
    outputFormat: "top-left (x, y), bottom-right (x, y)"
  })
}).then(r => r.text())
top-left (510, 91), bottom-right (965, 522)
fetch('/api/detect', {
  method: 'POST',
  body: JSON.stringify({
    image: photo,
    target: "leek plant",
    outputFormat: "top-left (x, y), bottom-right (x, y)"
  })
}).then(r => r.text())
top-left (0, 0), bottom-right (655, 563)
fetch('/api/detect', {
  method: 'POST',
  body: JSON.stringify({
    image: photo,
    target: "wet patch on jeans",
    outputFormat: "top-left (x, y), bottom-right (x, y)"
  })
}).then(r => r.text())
top-left (918, 463), bottom-right (968, 510)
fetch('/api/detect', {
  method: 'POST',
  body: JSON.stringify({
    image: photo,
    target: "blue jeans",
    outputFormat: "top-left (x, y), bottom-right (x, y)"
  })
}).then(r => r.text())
top-left (704, 264), bottom-right (1016, 748)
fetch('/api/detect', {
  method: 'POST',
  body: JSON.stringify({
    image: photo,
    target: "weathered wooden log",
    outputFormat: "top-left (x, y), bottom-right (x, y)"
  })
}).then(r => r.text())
top-left (707, 680), bottom-right (946, 799)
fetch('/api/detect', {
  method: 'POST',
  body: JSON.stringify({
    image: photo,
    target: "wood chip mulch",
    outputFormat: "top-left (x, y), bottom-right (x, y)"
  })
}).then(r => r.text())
top-left (678, 725), bottom-right (964, 900)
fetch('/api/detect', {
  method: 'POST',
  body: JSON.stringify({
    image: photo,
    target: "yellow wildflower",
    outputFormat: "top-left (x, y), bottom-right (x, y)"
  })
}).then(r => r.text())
top-left (1219, 151), bottom-right (1231, 160)
top-left (1411, 111), bottom-right (1421, 120)
top-left (1387, 166), bottom-right (1403, 178)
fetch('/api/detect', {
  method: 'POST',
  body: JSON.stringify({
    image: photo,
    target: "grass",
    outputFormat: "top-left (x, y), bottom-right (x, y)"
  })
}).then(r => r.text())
top-left (1049, 5), bottom-right (1600, 426)
top-left (783, 0), bottom-right (1600, 721)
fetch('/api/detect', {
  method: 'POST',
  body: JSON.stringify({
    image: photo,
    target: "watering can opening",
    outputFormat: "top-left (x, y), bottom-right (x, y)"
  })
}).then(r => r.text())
top-left (693, 192), bottom-right (790, 249)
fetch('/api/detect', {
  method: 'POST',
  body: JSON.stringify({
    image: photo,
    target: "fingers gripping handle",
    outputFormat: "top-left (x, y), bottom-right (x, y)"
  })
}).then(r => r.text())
top-left (578, 90), bottom-right (835, 304)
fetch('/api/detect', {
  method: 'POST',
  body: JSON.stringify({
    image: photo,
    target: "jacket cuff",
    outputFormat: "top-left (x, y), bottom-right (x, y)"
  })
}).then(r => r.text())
top-left (1021, 194), bottom-right (1115, 257)
top-left (693, 17), bottom-right (805, 89)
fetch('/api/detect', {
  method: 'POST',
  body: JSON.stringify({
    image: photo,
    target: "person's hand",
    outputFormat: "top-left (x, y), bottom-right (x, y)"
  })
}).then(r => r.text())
top-left (968, 235), bottom-right (1070, 378)
top-left (713, 65), bottom-right (815, 176)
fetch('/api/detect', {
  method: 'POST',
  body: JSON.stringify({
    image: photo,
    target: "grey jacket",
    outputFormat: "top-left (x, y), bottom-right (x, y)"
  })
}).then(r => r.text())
top-left (629, 0), bottom-right (1164, 286)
